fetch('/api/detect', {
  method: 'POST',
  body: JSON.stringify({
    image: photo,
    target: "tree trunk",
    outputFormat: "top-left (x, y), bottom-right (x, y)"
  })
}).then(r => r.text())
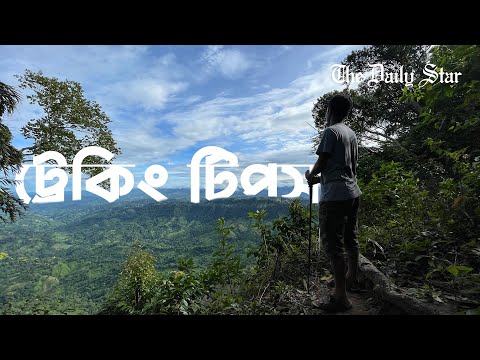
top-left (358, 254), bottom-right (454, 314)
top-left (135, 288), bottom-right (140, 310)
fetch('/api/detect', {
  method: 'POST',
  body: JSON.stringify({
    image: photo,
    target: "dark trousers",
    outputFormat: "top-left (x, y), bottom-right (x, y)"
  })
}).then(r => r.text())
top-left (319, 196), bottom-right (360, 261)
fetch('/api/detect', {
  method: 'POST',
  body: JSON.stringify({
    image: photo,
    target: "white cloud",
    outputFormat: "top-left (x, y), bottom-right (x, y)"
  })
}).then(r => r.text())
top-left (1, 45), bottom-right (363, 190)
top-left (237, 141), bottom-right (317, 165)
top-left (307, 45), bottom-right (365, 69)
top-left (99, 78), bottom-right (188, 111)
top-left (112, 117), bottom-right (190, 165)
top-left (163, 63), bottom-right (340, 153)
top-left (251, 84), bottom-right (271, 91)
top-left (1, 46), bottom-right (189, 117)
top-left (182, 95), bottom-right (203, 106)
top-left (0, 46), bottom-right (151, 86)
top-left (201, 46), bottom-right (252, 79)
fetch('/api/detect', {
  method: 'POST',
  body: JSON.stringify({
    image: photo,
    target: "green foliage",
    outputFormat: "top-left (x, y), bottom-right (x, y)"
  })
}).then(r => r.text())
top-left (99, 199), bottom-right (322, 315)
top-left (419, 137), bottom-right (480, 242)
top-left (403, 46), bottom-right (480, 138)
top-left (0, 81), bottom-right (21, 117)
top-left (447, 265), bottom-right (473, 277)
top-left (246, 199), bottom-right (318, 297)
top-left (400, 46), bottom-right (480, 179)
top-left (104, 218), bottom-right (247, 315)
top-left (101, 242), bottom-right (157, 314)
top-left (0, 81), bottom-right (26, 223)
top-left (1, 70), bottom-right (120, 223)
top-left (312, 45), bottom-right (429, 151)
top-left (240, 200), bottom-right (331, 313)
top-left (358, 161), bottom-right (428, 245)
top-left (208, 218), bottom-right (243, 294)
top-left (15, 70), bottom-right (120, 177)
top-left (352, 45), bottom-right (480, 309)
top-left (144, 258), bottom-right (207, 315)
top-left (200, 218), bottom-right (247, 314)
top-left (247, 209), bottom-right (270, 266)
top-left (0, 196), bottom-right (288, 314)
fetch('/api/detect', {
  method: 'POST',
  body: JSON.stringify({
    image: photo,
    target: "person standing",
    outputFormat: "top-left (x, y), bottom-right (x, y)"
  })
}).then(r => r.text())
top-left (306, 94), bottom-right (362, 312)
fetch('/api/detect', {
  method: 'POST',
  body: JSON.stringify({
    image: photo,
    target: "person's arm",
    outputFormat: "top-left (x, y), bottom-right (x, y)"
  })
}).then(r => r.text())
top-left (305, 128), bottom-right (336, 185)
top-left (306, 152), bottom-right (330, 185)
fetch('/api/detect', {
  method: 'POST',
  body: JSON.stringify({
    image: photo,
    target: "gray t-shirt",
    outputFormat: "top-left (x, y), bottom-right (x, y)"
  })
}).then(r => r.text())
top-left (316, 122), bottom-right (362, 202)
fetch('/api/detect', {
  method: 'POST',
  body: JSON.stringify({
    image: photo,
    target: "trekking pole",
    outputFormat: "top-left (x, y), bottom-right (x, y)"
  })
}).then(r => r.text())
top-left (305, 170), bottom-right (313, 293)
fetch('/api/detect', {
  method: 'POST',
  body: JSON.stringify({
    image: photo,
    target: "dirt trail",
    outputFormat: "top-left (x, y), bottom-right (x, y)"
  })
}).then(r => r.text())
top-left (279, 280), bottom-right (383, 315)
top-left (308, 283), bottom-right (380, 315)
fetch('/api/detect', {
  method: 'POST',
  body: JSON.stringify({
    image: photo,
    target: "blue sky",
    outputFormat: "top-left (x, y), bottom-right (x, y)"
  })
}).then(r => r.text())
top-left (1, 45), bottom-right (364, 192)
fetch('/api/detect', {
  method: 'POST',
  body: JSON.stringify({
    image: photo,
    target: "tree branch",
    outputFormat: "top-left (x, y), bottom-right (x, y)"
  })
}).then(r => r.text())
top-left (359, 145), bottom-right (376, 154)
top-left (410, 99), bottom-right (422, 114)
top-left (364, 128), bottom-right (416, 157)
top-left (20, 146), bottom-right (35, 153)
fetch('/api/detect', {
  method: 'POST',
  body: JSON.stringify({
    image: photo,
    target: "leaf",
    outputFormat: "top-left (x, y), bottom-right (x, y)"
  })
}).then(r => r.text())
top-left (447, 266), bottom-right (459, 276)
top-left (455, 266), bottom-right (474, 273)
top-left (320, 274), bottom-right (333, 282)
top-left (465, 239), bottom-right (477, 247)
top-left (447, 265), bottom-right (474, 277)
top-left (452, 196), bottom-right (465, 208)
top-left (415, 255), bottom-right (429, 262)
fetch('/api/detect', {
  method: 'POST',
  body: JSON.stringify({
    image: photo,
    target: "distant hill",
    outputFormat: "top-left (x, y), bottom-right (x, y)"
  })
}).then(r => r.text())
top-left (0, 195), bottom-right (299, 314)
top-left (28, 186), bottom-right (312, 216)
